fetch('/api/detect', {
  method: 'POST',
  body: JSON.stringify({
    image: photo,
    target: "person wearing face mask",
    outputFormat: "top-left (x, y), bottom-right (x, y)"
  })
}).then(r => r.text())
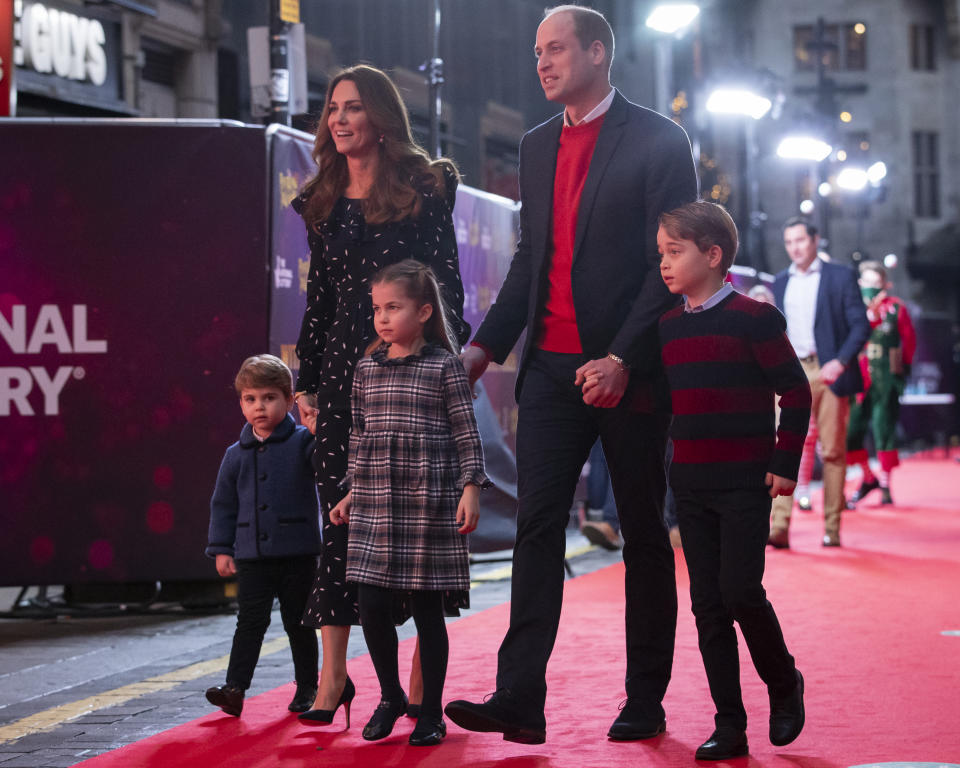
top-left (846, 261), bottom-right (916, 506)
top-left (290, 64), bottom-right (470, 726)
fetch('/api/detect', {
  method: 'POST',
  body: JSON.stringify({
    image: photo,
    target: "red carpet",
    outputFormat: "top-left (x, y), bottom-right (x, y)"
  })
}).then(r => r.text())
top-left (79, 456), bottom-right (960, 767)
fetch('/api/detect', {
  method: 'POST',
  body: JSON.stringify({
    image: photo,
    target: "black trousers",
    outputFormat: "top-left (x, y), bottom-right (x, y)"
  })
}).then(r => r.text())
top-left (226, 555), bottom-right (319, 690)
top-left (674, 487), bottom-right (797, 730)
top-left (358, 585), bottom-right (448, 721)
top-left (495, 350), bottom-right (677, 719)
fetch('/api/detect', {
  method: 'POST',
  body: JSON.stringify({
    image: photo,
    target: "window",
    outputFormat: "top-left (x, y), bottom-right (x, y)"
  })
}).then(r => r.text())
top-left (912, 131), bottom-right (940, 218)
top-left (793, 23), bottom-right (867, 71)
top-left (910, 24), bottom-right (936, 70)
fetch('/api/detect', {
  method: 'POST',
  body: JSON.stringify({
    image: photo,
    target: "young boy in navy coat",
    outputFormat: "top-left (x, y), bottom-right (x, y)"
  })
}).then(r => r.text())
top-left (656, 202), bottom-right (810, 759)
top-left (205, 354), bottom-right (322, 716)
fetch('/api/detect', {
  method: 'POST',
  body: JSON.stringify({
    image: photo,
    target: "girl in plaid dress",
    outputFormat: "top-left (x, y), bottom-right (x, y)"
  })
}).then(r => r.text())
top-left (331, 260), bottom-right (489, 747)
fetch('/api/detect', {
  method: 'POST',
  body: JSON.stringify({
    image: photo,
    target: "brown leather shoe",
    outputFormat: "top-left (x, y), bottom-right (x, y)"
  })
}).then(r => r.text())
top-left (581, 520), bottom-right (621, 550)
top-left (768, 529), bottom-right (790, 549)
top-left (822, 533), bottom-right (841, 547)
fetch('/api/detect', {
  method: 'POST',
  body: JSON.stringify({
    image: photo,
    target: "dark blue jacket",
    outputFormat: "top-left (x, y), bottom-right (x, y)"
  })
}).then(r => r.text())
top-left (206, 414), bottom-right (321, 561)
top-left (773, 259), bottom-right (871, 397)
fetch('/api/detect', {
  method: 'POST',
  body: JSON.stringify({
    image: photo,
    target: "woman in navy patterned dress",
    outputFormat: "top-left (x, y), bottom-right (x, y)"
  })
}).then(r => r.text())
top-left (291, 65), bottom-right (470, 723)
top-left (330, 260), bottom-right (489, 745)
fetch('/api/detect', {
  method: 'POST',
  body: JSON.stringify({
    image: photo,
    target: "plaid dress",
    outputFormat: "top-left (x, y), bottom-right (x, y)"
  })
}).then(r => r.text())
top-left (346, 344), bottom-right (489, 592)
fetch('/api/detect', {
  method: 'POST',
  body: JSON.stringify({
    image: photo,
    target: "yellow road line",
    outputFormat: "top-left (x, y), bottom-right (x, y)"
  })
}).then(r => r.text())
top-left (2, 543), bottom-right (602, 744)
top-left (469, 542), bottom-right (595, 587)
top-left (0, 636), bottom-right (291, 745)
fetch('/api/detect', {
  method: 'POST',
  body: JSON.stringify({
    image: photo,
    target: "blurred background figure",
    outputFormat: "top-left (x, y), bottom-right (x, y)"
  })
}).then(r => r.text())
top-left (846, 261), bottom-right (916, 506)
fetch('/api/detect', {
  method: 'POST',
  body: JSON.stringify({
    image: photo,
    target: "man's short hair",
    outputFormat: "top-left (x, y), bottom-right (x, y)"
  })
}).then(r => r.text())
top-left (544, 5), bottom-right (615, 72)
top-left (234, 354), bottom-right (294, 398)
top-left (660, 200), bottom-right (739, 274)
top-left (783, 216), bottom-right (818, 238)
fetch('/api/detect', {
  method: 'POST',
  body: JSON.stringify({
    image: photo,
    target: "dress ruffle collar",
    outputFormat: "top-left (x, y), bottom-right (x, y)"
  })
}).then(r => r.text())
top-left (370, 342), bottom-right (441, 366)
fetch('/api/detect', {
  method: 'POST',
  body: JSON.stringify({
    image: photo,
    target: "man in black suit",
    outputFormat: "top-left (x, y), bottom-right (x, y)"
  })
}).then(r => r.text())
top-left (768, 218), bottom-right (870, 548)
top-left (444, 4), bottom-right (697, 744)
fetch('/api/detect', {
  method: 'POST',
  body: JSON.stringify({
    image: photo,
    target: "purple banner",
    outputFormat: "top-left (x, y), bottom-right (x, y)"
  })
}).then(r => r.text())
top-left (267, 126), bottom-right (315, 369)
top-left (0, 122), bottom-right (269, 586)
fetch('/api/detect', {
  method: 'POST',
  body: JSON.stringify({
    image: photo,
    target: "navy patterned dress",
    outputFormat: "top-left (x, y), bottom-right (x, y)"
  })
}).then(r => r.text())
top-left (293, 174), bottom-right (470, 628)
top-left (346, 345), bottom-right (490, 594)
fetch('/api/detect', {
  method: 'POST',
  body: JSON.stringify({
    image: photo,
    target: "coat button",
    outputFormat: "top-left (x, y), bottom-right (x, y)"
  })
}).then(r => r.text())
top-left (259, 503), bottom-right (267, 510)
top-left (259, 533), bottom-right (268, 541)
top-left (259, 473), bottom-right (267, 481)
top-left (258, 446), bottom-right (266, 453)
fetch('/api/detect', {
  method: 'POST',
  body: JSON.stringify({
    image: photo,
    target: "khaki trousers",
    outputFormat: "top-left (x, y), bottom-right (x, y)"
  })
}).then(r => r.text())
top-left (771, 356), bottom-right (849, 538)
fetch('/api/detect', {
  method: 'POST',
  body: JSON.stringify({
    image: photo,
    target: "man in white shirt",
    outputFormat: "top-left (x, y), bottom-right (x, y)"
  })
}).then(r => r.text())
top-left (770, 218), bottom-right (870, 548)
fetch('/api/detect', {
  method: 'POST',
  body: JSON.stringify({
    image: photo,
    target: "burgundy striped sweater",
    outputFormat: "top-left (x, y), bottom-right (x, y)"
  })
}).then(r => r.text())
top-left (659, 291), bottom-right (812, 491)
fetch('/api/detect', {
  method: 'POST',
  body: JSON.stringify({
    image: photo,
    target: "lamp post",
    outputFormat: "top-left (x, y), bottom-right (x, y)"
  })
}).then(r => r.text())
top-left (706, 84), bottom-right (774, 269)
top-left (645, 3), bottom-right (700, 117)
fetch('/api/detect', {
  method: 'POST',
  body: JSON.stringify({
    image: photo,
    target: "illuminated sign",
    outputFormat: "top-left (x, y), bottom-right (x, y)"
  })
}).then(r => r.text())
top-left (1, 0), bottom-right (13, 115)
top-left (1, 305), bottom-right (108, 416)
top-left (18, 1), bottom-right (107, 85)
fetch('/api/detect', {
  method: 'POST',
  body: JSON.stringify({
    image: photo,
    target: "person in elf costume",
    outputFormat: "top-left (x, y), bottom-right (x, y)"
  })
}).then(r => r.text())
top-left (846, 261), bottom-right (916, 505)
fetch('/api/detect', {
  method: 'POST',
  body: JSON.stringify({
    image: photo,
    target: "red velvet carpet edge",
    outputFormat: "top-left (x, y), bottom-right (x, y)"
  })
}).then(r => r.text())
top-left (78, 455), bottom-right (960, 767)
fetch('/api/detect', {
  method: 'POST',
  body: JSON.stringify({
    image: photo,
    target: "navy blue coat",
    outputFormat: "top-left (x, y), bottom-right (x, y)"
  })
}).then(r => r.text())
top-left (773, 259), bottom-right (871, 397)
top-left (206, 414), bottom-right (321, 561)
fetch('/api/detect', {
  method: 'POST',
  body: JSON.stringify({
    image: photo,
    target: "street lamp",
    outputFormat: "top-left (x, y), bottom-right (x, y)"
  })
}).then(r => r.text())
top-left (645, 4), bottom-right (700, 35)
top-left (705, 82), bottom-right (777, 268)
top-left (776, 136), bottom-right (833, 162)
top-left (834, 159), bottom-right (888, 258)
top-left (705, 88), bottom-right (772, 120)
top-left (646, 4), bottom-right (700, 117)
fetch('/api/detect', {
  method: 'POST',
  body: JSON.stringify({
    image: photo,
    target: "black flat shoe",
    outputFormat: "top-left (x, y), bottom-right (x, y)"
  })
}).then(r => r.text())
top-left (288, 683), bottom-right (318, 713)
top-left (695, 727), bottom-right (748, 760)
top-left (298, 676), bottom-right (355, 727)
top-left (362, 693), bottom-right (408, 741)
top-left (769, 670), bottom-right (805, 746)
top-left (445, 690), bottom-right (546, 744)
top-left (607, 698), bottom-right (666, 741)
top-left (409, 717), bottom-right (446, 746)
top-left (205, 684), bottom-right (244, 717)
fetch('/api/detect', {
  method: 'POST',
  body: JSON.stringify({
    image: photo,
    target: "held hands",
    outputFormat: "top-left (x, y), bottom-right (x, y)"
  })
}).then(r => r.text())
top-left (295, 393), bottom-right (320, 435)
top-left (575, 357), bottom-right (628, 408)
top-left (456, 484), bottom-right (481, 534)
top-left (765, 473), bottom-right (797, 498)
top-left (215, 554), bottom-right (237, 578)
top-left (460, 346), bottom-right (490, 394)
top-left (330, 491), bottom-right (352, 525)
top-left (818, 358), bottom-right (846, 386)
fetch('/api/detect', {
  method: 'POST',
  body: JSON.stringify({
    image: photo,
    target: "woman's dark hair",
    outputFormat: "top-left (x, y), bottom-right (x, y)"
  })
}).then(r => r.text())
top-left (368, 259), bottom-right (458, 354)
top-left (300, 64), bottom-right (459, 228)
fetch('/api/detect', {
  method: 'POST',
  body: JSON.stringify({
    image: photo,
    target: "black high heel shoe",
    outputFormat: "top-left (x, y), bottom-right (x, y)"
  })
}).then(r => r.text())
top-left (361, 692), bottom-right (408, 741)
top-left (297, 676), bottom-right (355, 727)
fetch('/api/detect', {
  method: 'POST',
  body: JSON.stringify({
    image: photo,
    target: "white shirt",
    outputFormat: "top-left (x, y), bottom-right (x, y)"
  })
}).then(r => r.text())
top-left (783, 257), bottom-right (823, 358)
top-left (684, 282), bottom-right (734, 313)
top-left (564, 87), bottom-right (615, 127)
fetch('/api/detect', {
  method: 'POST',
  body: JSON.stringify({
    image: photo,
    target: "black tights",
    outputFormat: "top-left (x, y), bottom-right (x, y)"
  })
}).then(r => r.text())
top-left (358, 584), bottom-right (448, 721)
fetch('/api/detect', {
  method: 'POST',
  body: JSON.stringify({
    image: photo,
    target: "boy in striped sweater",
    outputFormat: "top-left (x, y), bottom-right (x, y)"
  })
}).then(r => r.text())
top-left (656, 201), bottom-right (810, 760)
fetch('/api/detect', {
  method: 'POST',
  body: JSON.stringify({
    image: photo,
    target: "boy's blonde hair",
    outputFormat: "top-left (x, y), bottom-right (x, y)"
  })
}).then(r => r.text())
top-left (660, 201), bottom-right (739, 274)
top-left (234, 354), bottom-right (294, 398)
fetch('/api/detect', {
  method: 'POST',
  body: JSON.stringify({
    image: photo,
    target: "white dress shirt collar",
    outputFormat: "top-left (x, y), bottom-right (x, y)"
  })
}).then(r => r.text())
top-left (564, 87), bottom-right (615, 127)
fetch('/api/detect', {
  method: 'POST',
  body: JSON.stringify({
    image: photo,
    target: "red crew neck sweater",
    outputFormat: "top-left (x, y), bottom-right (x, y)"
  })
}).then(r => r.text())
top-left (537, 114), bottom-right (605, 353)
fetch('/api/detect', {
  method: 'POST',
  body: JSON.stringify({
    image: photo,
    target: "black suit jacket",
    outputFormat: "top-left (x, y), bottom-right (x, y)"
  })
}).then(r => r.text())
top-left (773, 259), bottom-right (871, 397)
top-left (473, 91), bottom-right (698, 397)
